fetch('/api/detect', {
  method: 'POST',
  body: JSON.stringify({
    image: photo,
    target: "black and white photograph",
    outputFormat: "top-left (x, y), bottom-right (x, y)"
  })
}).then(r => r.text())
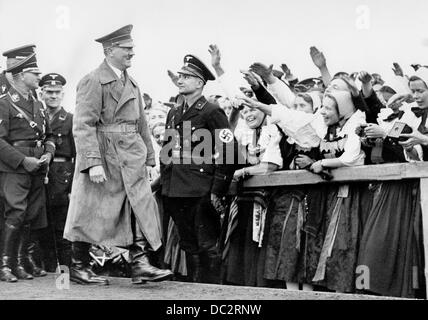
top-left (0, 0), bottom-right (428, 313)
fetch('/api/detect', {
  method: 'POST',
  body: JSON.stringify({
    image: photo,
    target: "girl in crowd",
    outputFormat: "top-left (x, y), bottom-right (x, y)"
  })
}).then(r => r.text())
top-left (223, 103), bottom-right (283, 287)
top-left (263, 91), bottom-right (321, 291)
top-left (357, 87), bottom-right (425, 298)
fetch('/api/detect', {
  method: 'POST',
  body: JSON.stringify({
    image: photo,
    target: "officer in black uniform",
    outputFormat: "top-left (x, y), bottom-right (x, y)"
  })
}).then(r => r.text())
top-left (38, 73), bottom-right (75, 271)
top-left (0, 45), bottom-right (37, 235)
top-left (160, 55), bottom-right (238, 283)
top-left (0, 53), bottom-right (56, 282)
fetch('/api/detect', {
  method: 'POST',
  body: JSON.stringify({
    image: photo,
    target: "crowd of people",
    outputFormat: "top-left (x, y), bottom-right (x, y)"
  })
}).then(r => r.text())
top-left (1, 24), bottom-right (428, 300)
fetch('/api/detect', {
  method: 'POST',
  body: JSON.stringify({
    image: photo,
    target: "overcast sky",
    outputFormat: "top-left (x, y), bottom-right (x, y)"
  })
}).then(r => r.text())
top-left (1, 0), bottom-right (428, 111)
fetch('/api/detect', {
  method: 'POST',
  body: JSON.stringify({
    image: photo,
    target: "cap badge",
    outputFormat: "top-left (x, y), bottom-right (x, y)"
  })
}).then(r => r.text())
top-left (50, 74), bottom-right (58, 79)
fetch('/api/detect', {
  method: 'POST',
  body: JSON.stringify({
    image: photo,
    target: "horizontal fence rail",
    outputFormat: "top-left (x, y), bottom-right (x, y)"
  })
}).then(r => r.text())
top-left (243, 162), bottom-right (428, 299)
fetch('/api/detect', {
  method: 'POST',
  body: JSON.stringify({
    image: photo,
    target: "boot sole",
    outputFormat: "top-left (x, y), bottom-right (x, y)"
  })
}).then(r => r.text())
top-left (132, 272), bottom-right (173, 283)
top-left (0, 278), bottom-right (18, 282)
top-left (70, 277), bottom-right (109, 286)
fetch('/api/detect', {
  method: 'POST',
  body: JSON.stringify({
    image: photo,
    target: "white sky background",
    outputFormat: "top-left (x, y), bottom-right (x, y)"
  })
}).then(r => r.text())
top-left (1, 0), bottom-right (428, 111)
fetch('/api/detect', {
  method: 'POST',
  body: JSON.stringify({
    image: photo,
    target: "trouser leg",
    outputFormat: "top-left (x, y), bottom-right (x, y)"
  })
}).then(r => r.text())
top-left (0, 173), bottom-right (32, 282)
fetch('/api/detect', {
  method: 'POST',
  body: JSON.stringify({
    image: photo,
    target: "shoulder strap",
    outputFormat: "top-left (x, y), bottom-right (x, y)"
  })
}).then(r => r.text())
top-left (7, 92), bottom-right (43, 136)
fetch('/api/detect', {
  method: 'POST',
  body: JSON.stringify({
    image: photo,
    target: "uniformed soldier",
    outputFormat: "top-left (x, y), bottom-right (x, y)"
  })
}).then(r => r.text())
top-left (160, 55), bottom-right (239, 283)
top-left (39, 73), bottom-right (75, 271)
top-left (0, 53), bottom-right (55, 282)
top-left (0, 45), bottom-right (37, 235)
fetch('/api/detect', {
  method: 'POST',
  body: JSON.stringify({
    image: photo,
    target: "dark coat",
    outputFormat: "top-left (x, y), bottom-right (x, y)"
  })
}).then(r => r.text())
top-left (160, 95), bottom-right (238, 197)
top-left (0, 86), bottom-right (55, 173)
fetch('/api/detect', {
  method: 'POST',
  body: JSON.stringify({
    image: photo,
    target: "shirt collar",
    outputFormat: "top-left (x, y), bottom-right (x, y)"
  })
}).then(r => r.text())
top-left (106, 61), bottom-right (123, 79)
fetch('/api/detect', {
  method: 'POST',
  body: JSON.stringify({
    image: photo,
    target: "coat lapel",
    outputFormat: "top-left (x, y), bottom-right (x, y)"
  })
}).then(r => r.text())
top-left (99, 60), bottom-right (122, 103)
top-left (114, 76), bottom-right (137, 117)
top-left (179, 96), bottom-right (207, 123)
top-left (7, 87), bottom-right (33, 116)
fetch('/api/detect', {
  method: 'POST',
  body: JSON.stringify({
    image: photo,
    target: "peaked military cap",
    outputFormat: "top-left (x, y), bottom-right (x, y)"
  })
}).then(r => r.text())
top-left (6, 53), bottom-right (41, 75)
top-left (39, 73), bottom-right (66, 87)
top-left (2, 44), bottom-right (36, 59)
top-left (2, 44), bottom-right (36, 69)
top-left (178, 54), bottom-right (215, 83)
top-left (95, 24), bottom-right (134, 49)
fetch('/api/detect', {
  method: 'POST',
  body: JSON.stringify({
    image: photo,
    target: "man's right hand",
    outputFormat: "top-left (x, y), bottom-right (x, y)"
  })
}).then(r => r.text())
top-left (22, 157), bottom-right (43, 173)
top-left (89, 165), bottom-right (107, 183)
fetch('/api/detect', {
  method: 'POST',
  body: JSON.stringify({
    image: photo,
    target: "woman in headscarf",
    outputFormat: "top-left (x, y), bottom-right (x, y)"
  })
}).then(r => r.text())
top-left (223, 103), bottom-right (283, 287)
top-left (356, 87), bottom-right (425, 298)
top-left (262, 91), bottom-right (321, 291)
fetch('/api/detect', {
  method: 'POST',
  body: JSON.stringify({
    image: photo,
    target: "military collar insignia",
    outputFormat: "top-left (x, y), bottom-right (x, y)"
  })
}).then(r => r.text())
top-left (16, 113), bottom-right (24, 119)
top-left (59, 112), bottom-right (67, 121)
top-left (40, 108), bottom-right (45, 118)
top-left (10, 93), bottom-right (20, 103)
top-left (1, 85), bottom-right (6, 93)
top-left (194, 96), bottom-right (207, 110)
top-left (0, 119), bottom-right (3, 125)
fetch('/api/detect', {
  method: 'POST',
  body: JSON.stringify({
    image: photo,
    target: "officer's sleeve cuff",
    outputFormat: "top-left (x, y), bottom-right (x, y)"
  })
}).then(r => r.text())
top-left (79, 156), bottom-right (103, 173)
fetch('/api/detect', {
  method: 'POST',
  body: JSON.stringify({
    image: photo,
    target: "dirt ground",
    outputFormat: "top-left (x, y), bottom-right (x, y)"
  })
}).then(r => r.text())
top-left (0, 274), bottom-right (407, 300)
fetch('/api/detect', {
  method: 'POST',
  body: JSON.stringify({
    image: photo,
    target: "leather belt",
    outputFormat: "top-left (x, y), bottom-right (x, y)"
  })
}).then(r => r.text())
top-left (97, 123), bottom-right (139, 133)
top-left (12, 140), bottom-right (43, 148)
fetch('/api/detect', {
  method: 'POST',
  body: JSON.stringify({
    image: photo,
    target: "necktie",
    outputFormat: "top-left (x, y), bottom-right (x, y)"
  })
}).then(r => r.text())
top-left (183, 103), bottom-right (189, 114)
top-left (120, 71), bottom-right (126, 85)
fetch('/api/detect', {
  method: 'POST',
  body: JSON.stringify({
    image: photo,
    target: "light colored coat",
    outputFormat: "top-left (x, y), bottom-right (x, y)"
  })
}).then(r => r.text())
top-left (64, 60), bottom-right (161, 250)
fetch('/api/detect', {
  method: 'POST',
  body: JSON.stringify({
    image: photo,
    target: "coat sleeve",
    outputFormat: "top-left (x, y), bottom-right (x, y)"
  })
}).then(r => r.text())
top-left (0, 99), bottom-right (26, 169)
top-left (73, 73), bottom-right (103, 173)
top-left (137, 88), bottom-right (155, 166)
top-left (206, 106), bottom-right (241, 196)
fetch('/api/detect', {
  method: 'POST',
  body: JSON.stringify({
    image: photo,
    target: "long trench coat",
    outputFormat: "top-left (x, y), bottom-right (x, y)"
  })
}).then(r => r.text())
top-left (64, 60), bottom-right (162, 250)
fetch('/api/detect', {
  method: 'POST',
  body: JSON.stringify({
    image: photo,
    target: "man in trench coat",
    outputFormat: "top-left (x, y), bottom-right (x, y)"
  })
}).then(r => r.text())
top-left (63, 25), bottom-right (173, 285)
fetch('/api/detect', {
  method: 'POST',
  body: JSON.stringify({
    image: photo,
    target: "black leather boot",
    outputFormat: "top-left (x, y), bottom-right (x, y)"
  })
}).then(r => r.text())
top-left (130, 238), bottom-right (173, 284)
top-left (27, 236), bottom-right (47, 277)
top-left (14, 225), bottom-right (33, 280)
top-left (70, 241), bottom-right (109, 285)
top-left (0, 223), bottom-right (19, 282)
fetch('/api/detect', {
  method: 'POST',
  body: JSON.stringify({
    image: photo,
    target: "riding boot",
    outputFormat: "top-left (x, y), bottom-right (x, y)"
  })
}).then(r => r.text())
top-left (27, 232), bottom-right (47, 277)
top-left (130, 238), bottom-right (173, 284)
top-left (70, 241), bottom-right (109, 285)
top-left (14, 225), bottom-right (33, 280)
top-left (0, 223), bottom-right (19, 282)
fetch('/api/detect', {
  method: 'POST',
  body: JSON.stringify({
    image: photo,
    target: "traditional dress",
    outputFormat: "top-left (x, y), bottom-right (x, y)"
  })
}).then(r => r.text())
top-left (357, 103), bottom-right (425, 298)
